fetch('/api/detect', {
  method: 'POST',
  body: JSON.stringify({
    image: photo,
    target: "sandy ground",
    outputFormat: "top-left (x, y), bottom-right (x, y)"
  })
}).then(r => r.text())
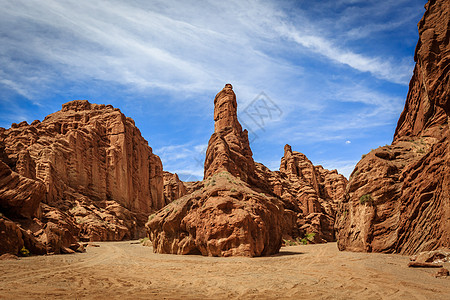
top-left (0, 241), bottom-right (449, 300)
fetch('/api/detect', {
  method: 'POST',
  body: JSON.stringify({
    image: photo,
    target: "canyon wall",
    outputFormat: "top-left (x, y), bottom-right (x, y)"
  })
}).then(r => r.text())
top-left (335, 0), bottom-right (450, 255)
top-left (0, 100), bottom-right (164, 255)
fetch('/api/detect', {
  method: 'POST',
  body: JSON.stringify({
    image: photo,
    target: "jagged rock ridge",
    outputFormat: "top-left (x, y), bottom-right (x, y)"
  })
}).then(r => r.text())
top-left (255, 145), bottom-right (347, 242)
top-left (335, 0), bottom-right (450, 255)
top-left (147, 84), bottom-right (346, 256)
top-left (0, 100), bottom-right (164, 255)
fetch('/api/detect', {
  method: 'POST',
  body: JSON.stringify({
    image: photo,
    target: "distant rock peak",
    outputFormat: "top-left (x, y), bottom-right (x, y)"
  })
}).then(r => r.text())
top-left (213, 83), bottom-right (241, 133)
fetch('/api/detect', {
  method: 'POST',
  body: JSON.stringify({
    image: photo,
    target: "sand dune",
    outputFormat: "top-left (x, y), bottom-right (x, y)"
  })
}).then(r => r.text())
top-left (0, 242), bottom-right (449, 299)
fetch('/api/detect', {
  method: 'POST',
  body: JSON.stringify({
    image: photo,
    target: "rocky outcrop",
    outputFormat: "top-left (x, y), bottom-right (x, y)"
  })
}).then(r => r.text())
top-left (0, 218), bottom-right (24, 255)
top-left (394, 0), bottom-right (449, 139)
top-left (0, 160), bottom-right (45, 219)
top-left (147, 84), bottom-right (285, 256)
top-left (204, 84), bottom-right (258, 185)
top-left (255, 145), bottom-right (347, 242)
top-left (0, 100), bottom-right (164, 255)
top-left (147, 173), bottom-right (283, 257)
top-left (163, 171), bottom-right (187, 205)
top-left (335, 0), bottom-right (450, 255)
top-left (147, 84), bottom-right (346, 256)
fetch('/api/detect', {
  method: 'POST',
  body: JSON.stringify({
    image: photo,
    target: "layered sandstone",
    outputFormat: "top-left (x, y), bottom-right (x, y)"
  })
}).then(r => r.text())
top-left (0, 100), bottom-right (164, 255)
top-left (147, 84), bottom-right (284, 256)
top-left (147, 84), bottom-right (346, 256)
top-left (204, 84), bottom-right (258, 185)
top-left (336, 0), bottom-right (450, 255)
top-left (163, 171), bottom-right (187, 205)
top-left (256, 145), bottom-right (347, 242)
top-left (147, 173), bottom-right (283, 256)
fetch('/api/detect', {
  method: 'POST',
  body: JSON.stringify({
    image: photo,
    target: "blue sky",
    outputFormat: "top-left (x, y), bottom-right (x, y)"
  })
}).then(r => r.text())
top-left (0, 0), bottom-right (426, 180)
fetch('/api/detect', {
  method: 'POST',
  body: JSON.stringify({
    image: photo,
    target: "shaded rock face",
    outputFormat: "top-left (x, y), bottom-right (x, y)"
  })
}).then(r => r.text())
top-left (204, 84), bottom-right (257, 185)
top-left (147, 173), bottom-right (283, 257)
top-left (255, 145), bottom-right (347, 242)
top-left (163, 171), bottom-right (187, 205)
top-left (0, 160), bottom-right (45, 219)
top-left (0, 100), bottom-right (164, 255)
top-left (0, 218), bottom-right (24, 255)
top-left (394, 0), bottom-right (450, 139)
top-left (148, 84), bottom-right (284, 257)
top-left (336, 0), bottom-right (450, 255)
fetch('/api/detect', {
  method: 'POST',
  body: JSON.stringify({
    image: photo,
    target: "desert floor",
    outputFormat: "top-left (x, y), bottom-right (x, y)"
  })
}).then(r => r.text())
top-left (0, 241), bottom-right (449, 300)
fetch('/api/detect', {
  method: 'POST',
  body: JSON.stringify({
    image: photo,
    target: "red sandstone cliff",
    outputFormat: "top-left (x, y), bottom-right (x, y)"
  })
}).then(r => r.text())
top-left (163, 171), bottom-right (187, 204)
top-left (147, 84), bottom-right (284, 257)
top-left (147, 84), bottom-right (346, 256)
top-left (0, 100), bottom-right (164, 255)
top-left (335, 0), bottom-right (450, 255)
top-left (256, 145), bottom-right (347, 242)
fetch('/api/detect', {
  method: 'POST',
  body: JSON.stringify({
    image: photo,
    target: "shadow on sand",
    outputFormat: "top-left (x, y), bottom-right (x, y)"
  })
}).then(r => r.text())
top-left (268, 250), bottom-right (304, 257)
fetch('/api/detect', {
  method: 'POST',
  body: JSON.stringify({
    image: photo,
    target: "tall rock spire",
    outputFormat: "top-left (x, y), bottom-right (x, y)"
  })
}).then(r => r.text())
top-left (204, 84), bottom-right (257, 183)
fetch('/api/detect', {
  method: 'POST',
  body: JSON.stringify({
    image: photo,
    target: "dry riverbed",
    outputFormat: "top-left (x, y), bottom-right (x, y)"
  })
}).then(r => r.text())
top-left (0, 241), bottom-right (449, 299)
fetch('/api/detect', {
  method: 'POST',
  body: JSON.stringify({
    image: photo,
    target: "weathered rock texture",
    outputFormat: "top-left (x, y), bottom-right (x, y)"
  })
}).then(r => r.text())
top-left (0, 100), bottom-right (164, 255)
top-left (148, 84), bottom-right (286, 256)
top-left (256, 145), bottom-right (347, 242)
top-left (336, 0), bottom-right (450, 255)
top-left (147, 84), bottom-right (346, 256)
top-left (204, 84), bottom-right (258, 185)
top-left (163, 171), bottom-right (187, 205)
top-left (147, 173), bottom-right (283, 257)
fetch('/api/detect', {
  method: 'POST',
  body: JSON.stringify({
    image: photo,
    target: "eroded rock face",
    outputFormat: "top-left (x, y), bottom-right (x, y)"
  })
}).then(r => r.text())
top-left (394, 0), bottom-right (449, 139)
top-left (0, 160), bottom-right (45, 219)
top-left (255, 145), bottom-right (347, 242)
top-left (0, 100), bottom-right (164, 254)
top-left (0, 218), bottom-right (24, 255)
top-left (163, 171), bottom-right (187, 205)
top-left (204, 84), bottom-right (258, 185)
top-left (336, 0), bottom-right (450, 255)
top-left (148, 84), bottom-right (284, 256)
top-left (147, 173), bottom-right (283, 257)
top-left (147, 84), bottom-right (346, 256)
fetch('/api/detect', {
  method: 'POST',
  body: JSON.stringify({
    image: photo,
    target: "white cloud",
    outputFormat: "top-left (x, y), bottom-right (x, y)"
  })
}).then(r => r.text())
top-left (0, 0), bottom-right (421, 180)
top-left (316, 159), bottom-right (359, 179)
top-left (154, 142), bottom-right (207, 181)
top-left (276, 23), bottom-right (412, 84)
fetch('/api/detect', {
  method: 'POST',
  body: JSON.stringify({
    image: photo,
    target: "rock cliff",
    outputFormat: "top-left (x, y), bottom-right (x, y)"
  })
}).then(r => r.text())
top-left (0, 100), bottom-right (164, 255)
top-left (147, 84), bottom-right (284, 256)
top-left (335, 0), bottom-right (450, 255)
top-left (147, 84), bottom-right (346, 256)
top-left (255, 145), bottom-right (347, 242)
top-left (163, 171), bottom-right (187, 205)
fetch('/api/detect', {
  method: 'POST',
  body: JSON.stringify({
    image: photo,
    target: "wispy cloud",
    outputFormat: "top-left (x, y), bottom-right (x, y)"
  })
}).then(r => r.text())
top-left (315, 159), bottom-right (360, 179)
top-left (276, 23), bottom-right (412, 84)
top-left (155, 142), bottom-right (207, 181)
top-left (0, 0), bottom-right (423, 178)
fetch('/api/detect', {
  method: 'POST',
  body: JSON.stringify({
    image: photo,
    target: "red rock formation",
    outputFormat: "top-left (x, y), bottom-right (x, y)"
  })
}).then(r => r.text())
top-left (255, 145), bottom-right (347, 242)
top-left (0, 218), bottom-right (24, 255)
top-left (163, 171), bottom-right (187, 205)
top-left (0, 160), bottom-right (45, 219)
top-left (148, 174), bottom-right (283, 257)
top-left (147, 84), bottom-right (284, 256)
top-left (336, 0), bottom-right (450, 255)
top-left (147, 84), bottom-right (346, 256)
top-left (0, 100), bottom-right (164, 255)
top-left (204, 84), bottom-right (258, 185)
